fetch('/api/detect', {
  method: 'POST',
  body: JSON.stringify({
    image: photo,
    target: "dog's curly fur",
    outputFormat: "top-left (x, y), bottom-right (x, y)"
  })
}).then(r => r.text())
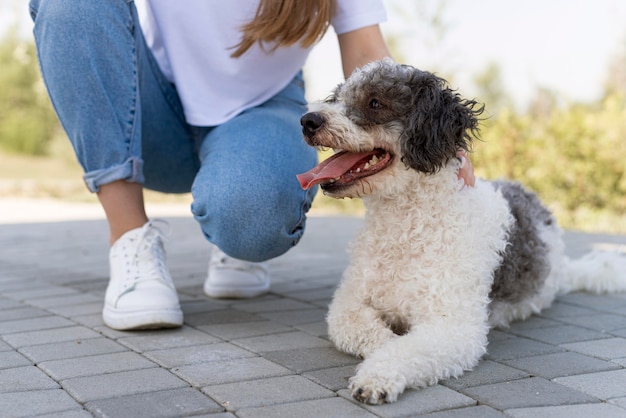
top-left (298, 59), bottom-right (626, 405)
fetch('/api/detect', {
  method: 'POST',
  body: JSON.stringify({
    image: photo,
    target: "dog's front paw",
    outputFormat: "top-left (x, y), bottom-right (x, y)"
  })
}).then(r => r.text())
top-left (349, 368), bottom-right (405, 404)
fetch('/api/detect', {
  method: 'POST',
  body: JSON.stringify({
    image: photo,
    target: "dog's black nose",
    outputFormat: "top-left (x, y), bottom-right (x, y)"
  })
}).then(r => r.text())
top-left (301, 112), bottom-right (325, 137)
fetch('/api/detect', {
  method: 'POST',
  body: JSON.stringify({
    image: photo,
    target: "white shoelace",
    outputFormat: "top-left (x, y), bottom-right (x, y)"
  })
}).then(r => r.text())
top-left (120, 220), bottom-right (173, 294)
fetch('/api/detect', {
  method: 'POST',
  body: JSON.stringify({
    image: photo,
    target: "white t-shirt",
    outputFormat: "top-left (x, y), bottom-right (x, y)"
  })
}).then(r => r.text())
top-left (135, 0), bottom-right (387, 126)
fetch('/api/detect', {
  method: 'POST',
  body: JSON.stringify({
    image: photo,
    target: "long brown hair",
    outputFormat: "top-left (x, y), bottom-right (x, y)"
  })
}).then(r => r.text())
top-left (231, 0), bottom-right (336, 58)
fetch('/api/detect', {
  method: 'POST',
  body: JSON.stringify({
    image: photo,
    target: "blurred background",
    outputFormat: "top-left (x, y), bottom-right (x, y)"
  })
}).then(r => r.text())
top-left (1, 0), bottom-right (625, 232)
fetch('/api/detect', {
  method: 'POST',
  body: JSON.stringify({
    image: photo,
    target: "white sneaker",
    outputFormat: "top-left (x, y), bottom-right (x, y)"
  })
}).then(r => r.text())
top-left (204, 247), bottom-right (270, 299)
top-left (103, 220), bottom-right (183, 330)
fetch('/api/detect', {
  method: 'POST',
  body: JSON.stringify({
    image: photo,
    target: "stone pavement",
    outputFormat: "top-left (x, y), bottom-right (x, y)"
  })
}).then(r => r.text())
top-left (1, 215), bottom-right (626, 418)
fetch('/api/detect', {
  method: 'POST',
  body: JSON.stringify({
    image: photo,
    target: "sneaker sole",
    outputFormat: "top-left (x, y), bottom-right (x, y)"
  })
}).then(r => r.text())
top-left (103, 306), bottom-right (183, 331)
top-left (203, 283), bottom-right (270, 299)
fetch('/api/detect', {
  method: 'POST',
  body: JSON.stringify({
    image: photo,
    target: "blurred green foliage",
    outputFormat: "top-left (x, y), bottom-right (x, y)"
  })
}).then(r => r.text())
top-left (471, 61), bottom-right (626, 231)
top-left (0, 27), bottom-right (60, 155)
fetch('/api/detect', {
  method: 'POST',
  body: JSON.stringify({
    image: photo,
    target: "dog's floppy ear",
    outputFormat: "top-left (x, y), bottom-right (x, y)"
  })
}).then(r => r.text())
top-left (400, 70), bottom-right (483, 174)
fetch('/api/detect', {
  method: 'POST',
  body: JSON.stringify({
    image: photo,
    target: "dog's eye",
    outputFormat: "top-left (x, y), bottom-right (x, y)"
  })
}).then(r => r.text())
top-left (369, 98), bottom-right (382, 109)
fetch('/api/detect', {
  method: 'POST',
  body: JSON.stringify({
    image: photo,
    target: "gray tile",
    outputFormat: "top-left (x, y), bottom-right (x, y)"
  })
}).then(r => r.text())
top-left (0, 316), bottom-right (75, 334)
top-left (264, 346), bottom-right (359, 373)
top-left (294, 320), bottom-right (329, 337)
top-left (39, 351), bottom-right (157, 380)
top-left (18, 337), bottom-right (127, 362)
top-left (461, 377), bottom-right (597, 409)
top-left (555, 369), bottom-right (626, 400)
top-left (233, 331), bottom-right (332, 353)
top-left (339, 385), bottom-right (476, 417)
top-left (2, 326), bottom-right (101, 348)
top-left (558, 313), bottom-right (626, 332)
top-left (485, 336), bottom-right (563, 361)
top-left (26, 292), bottom-right (102, 308)
top-left (259, 308), bottom-right (327, 325)
top-left (503, 351), bottom-right (620, 379)
top-left (442, 360), bottom-right (529, 390)
top-left (117, 327), bottom-right (220, 352)
top-left (85, 388), bottom-right (223, 417)
top-left (561, 337), bottom-right (626, 360)
top-left (61, 368), bottom-right (189, 402)
top-left (0, 306), bottom-right (50, 321)
top-left (184, 309), bottom-right (264, 326)
top-left (508, 324), bottom-right (611, 345)
top-left (418, 406), bottom-right (506, 418)
top-left (198, 321), bottom-right (292, 340)
top-left (145, 342), bottom-right (255, 367)
top-left (232, 298), bottom-right (315, 313)
top-left (0, 390), bottom-right (82, 418)
top-left (203, 375), bottom-right (334, 410)
top-left (0, 351), bottom-right (31, 369)
top-left (173, 357), bottom-right (291, 386)
top-left (237, 397), bottom-right (377, 418)
top-left (0, 365), bottom-right (59, 392)
top-left (505, 403), bottom-right (626, 418)
top-left (303, 365), bottom-right (356, 391)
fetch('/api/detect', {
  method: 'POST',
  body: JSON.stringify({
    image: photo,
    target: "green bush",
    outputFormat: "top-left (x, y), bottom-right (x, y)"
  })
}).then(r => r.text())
top-left (0, 29), bottom-right (60, 155)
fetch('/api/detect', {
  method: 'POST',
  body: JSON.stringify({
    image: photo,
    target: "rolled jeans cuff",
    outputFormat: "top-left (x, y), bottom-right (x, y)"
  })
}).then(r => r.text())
top-left (83, 156), bottom-right (144, 193)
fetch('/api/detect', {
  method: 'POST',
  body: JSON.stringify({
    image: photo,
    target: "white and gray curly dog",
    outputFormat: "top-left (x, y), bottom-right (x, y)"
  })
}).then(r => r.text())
top-left (296, 59), bottom-right (626, 405)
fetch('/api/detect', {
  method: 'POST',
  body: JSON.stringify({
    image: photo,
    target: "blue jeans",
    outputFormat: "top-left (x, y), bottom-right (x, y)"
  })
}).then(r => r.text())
top-left (29, 0), bottom-right (318, 261)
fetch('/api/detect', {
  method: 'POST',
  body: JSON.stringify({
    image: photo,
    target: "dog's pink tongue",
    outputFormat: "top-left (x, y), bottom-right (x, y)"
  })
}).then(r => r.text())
top-left (297, 151), bottom-right (374, 190)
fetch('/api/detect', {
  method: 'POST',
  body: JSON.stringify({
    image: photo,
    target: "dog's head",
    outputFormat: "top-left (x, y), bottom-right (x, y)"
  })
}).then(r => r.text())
top-left (297, 59), bottom-right (483, 198)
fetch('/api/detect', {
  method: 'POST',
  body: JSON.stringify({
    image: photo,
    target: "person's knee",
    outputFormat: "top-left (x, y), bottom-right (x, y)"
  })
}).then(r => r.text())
top-left (192, 191), bottom-right (304, 262)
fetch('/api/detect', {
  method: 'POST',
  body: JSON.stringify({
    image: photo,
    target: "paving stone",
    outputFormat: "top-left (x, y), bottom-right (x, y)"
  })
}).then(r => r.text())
top-left (0, 389), bottom-right (82, 417)
top-left (609, 397), bottom-right (626, 409)
top-left (0, 297), bottom-right (23, 310)
top-left (0, 340), bottom-right (12, 351)
top-left (507, 323), bottom-right (611, 345)
top-left (558, 293), bottom-right (626, 312)
top-left (302, 365), bottom-right (356, 391)
top-left (561, 337), bottom-right (626, 360)
top-left (0, 351), bottom-right (31, 369)
top-left (173, 356), bottom-right (291, 386)
top-left (294, 320), bottom-right (329, 337)
top-left (184, 309), bottom-right (264, 326)
top-left (613, 358), bottom-right (626, 367)
top-left (339, 385), bottom-right (477, 417)
top-left (85, 388), bottom-right (223, 417)
top-left (442, 360), bottom-right (529, 390)
top-left (0, 365), bottom-right (59, 392)
top-left (61, 368), bottom-right (189, 402)
top-left (2, 325), bottom-right (101, 348)
top-left (0, 316), bottom-right (75, 334)
top-left (558, 313), bottom-right (626, 332)
top-left (203, 375), bottom-right (334, 410)
top-left (46, 301), bottom-right (104, 317)
top-left (233, 331), bottom-right (332, 353)
top-left (537, 301), bottom-right (602, 319)
top-left (198, 321), bottom-right (292, 340)
top-left (460, 377), bottom-right (598, 409)
top-left (18, 337), bottom-right (127, 362)
top-left (144, 342), bottom-right (255, 367)
top-left (71, 312), bottom-right (105, 327)
top-left (485, 336), bottom-right (564, 361)
top-left (505, 316), bottom-right (562, 331)
top-left (263, 346), bottom-right (359, 373)
top-left (35, 410), bottom-right (93, 418)
top-left (418, 405), bottom-right (505, 417)
top-left (237, 396), bottom-right (378, 418)
top-left (259, 308), bottom-right (327, 325)
top-left (554, 369), bottom-right (626, 400)
top-left (0, 306), bottom-right (50, 321)
top-left (503, 351), bottom-right (620, 379)
top-left (39, 351), bottom-right (157, 380)
top-left (232, 298), bottom-right (315, 313)
top-left (117, 326), bottom-right (220, 352)
top-left (505, 403), bottom-right (626, 418)
top-left (25, 292), bottom-right (102, 308)
top-left (3, 285), bottom-right (80, 300)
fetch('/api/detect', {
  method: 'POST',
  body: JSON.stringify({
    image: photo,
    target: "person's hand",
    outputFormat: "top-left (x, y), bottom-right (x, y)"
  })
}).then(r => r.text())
top-left (457, 149), bottom-right (475, 188)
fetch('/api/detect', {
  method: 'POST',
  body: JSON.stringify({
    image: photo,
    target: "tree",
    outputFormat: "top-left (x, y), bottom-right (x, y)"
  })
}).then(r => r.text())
top-left (0, 26), bottom-right (60, 155)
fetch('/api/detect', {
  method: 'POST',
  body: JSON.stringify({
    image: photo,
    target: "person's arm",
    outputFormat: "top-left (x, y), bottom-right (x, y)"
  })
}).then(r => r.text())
top-left (337, 24), bottom-right (392, 79)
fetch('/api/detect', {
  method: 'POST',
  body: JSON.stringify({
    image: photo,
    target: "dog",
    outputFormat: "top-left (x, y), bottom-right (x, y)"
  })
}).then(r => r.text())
top-left (296, 59), bottom-right (626, 404)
